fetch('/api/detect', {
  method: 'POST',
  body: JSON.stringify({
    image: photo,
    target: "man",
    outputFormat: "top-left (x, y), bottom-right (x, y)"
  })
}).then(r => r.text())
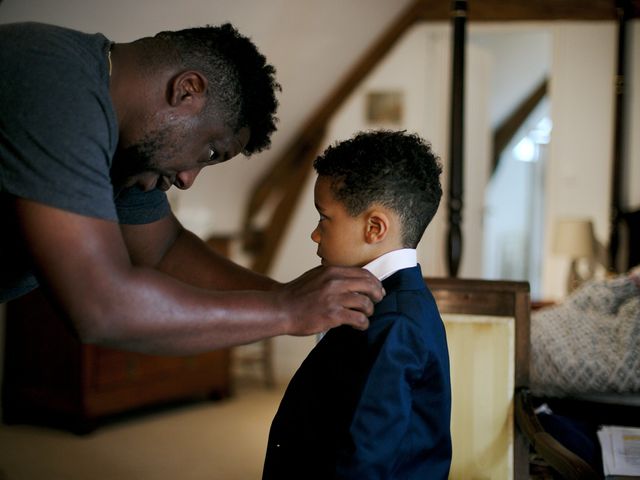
top-left (0, 22), bottom-right (383, 355)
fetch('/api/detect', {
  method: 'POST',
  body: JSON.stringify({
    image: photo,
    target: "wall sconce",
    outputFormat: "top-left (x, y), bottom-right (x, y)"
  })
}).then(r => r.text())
top-left (552, 218), bottom-right (596, 293)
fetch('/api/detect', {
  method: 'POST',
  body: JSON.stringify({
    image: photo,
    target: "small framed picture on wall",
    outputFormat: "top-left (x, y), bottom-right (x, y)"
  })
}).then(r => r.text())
top-left (366, 90), bottom-right (404, 125)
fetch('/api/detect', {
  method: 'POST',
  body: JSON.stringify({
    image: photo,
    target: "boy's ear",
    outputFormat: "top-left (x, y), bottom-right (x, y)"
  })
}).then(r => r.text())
top-left (167, 70), bottom-right (208, 112)
top-left (364, 210), bottom-right (389, 244)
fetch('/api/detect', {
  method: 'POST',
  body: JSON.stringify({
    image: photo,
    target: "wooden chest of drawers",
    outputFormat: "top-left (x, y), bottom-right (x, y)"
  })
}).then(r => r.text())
top-left (2, 288), bottom-right (231, 433)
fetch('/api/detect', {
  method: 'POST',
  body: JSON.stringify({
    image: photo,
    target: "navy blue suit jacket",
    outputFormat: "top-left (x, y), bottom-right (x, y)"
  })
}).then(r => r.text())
top-left (262, 265), bottom-right (451, 479)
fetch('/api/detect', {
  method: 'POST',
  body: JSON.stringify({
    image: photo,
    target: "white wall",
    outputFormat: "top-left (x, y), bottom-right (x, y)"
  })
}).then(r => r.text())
top-left (470, 27), bottom-right (551, 128)
top-left (542, 22), bottom-right (618, 298)
top-left (627, 22), bottom-right (640, 208)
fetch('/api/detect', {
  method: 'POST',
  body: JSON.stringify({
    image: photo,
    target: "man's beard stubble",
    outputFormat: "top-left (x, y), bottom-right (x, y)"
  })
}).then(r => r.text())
top-left (110, 126), bottom-right (172, 191)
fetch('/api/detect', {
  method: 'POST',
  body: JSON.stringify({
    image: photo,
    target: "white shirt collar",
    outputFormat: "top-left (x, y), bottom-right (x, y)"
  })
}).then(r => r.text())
top-left (362, 248), bottom-right (417, 281)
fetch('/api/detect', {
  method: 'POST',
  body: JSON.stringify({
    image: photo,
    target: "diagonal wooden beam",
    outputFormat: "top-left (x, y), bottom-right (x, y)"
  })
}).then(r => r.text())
top-left (492, 79), bottom-right (548, 173)
top-left (414, 0), bottom-right (639, 21)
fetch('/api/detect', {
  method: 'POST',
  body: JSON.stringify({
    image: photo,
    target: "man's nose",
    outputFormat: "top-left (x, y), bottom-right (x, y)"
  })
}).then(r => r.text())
top-left (174, 167), bottom-right (202, 190)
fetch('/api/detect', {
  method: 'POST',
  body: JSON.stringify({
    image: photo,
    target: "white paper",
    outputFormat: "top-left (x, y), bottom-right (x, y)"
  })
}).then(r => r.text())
top-left (598, 425), bottom-right (640, 476)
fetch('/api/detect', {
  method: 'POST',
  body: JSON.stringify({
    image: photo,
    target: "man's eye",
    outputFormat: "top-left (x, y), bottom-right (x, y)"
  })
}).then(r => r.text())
top-left (208, 147), bottom-right (219, 162)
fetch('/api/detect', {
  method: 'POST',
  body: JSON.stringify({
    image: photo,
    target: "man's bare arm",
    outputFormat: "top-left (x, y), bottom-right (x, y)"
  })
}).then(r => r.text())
top-left (15, 199), bottom-right (383, 355)
top-left (120, 213), bottom-right (278, 291)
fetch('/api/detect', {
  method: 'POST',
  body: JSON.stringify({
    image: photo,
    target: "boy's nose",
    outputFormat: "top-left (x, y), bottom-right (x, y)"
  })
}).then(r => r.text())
top-left (310, 227), bottom-right (320, 244)
top-left (175, 167), bottom-right (202, 190)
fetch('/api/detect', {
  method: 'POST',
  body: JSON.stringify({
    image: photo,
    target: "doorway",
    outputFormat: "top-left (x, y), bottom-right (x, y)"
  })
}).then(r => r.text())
top-left (470, 27), bottom-right (552, 299)
top-left (483, 106), bottom-right (551, 299)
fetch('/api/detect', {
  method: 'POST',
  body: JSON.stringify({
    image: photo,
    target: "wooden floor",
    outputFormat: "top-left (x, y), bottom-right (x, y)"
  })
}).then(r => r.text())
top-left (0, 379), bottom-right (284, 480)
top-left (0, 375), bottom-right (557, 479)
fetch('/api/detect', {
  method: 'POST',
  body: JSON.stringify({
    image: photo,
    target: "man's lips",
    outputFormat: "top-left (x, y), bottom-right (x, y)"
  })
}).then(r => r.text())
top-left (134, 174), bottom-right (173, 192)
top-left (138, 176), bottom-right (158, 192)
top-left (157, 176), bottom-right (174, 191)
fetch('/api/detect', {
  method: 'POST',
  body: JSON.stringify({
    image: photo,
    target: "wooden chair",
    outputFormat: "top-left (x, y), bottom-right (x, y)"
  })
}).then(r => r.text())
top-left (514, 388), bottom-right (601, 479)
top-left (425, 277), bottom-right (530, 480)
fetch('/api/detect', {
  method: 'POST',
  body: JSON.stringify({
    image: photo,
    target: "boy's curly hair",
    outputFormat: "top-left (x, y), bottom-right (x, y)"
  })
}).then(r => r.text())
top-left (154, 23), bottom-right (280, 155)
top-left (313, 130), bottom-right (442, 248)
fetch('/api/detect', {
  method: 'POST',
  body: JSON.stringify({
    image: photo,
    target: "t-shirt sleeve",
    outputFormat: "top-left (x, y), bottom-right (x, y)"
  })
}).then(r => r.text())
top-left (115, 187), bottom-right (171, 224)
top-left (0, 23), bottom-right (118, 220)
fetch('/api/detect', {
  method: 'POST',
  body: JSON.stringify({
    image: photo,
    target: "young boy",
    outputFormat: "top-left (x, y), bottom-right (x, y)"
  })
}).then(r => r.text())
top-left (262, 130), bottom-right (451, 479)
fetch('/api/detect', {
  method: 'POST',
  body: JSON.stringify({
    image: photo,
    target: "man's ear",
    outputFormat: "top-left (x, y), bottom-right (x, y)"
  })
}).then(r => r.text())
top-left (168, 71), bottom-right (208, 112)
top-left (364, 210), bottom-right (390, 244)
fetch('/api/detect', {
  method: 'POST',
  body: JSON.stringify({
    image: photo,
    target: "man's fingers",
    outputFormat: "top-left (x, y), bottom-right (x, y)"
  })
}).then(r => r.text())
top-left (350, 278), bottom-right (385, 303)
top-left (339, 309), bottom-right (370, 331)
top-left (328, 291), bottom-right (375, 331)
top-left (282, 265), bottom-right (384, 336)
top-left (327, 267), bottom-right (385, 302)
top-left (340, 291), bottom-right (376, 317)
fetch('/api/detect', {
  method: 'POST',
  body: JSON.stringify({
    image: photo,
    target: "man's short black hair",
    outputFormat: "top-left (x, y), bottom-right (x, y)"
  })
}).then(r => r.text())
top-left (154, 23), bottom-right (280, 155)
top-left (313, 130), bottom-right (442, 248)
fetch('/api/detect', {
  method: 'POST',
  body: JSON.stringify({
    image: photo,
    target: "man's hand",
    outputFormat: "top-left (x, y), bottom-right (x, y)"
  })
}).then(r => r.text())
top-left (277, 266), bottom-right (385, 336)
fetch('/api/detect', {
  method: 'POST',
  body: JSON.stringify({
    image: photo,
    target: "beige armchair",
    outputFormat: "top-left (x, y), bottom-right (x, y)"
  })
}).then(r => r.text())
top-left (425, 277), bottom-right (530, 480)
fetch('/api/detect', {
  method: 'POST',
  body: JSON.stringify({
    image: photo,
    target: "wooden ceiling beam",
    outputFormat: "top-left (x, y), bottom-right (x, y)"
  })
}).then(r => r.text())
top-left (414, 0), bottom-right (640, 21)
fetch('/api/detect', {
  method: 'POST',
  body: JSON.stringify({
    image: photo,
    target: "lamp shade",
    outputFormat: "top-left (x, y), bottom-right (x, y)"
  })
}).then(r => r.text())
top-left (552, 219), bottom-right (595, 258)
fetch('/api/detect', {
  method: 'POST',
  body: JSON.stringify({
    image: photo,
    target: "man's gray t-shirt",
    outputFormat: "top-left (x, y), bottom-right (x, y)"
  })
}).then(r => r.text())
top-left (0, 22), bottom-right (170, 302)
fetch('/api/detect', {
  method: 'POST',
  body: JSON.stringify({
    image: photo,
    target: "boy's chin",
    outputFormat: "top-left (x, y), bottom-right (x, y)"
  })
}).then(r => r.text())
top-left (320, 258), bottom-right (335, 267)
top-left (321, 258), bottom-right (363, 268)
